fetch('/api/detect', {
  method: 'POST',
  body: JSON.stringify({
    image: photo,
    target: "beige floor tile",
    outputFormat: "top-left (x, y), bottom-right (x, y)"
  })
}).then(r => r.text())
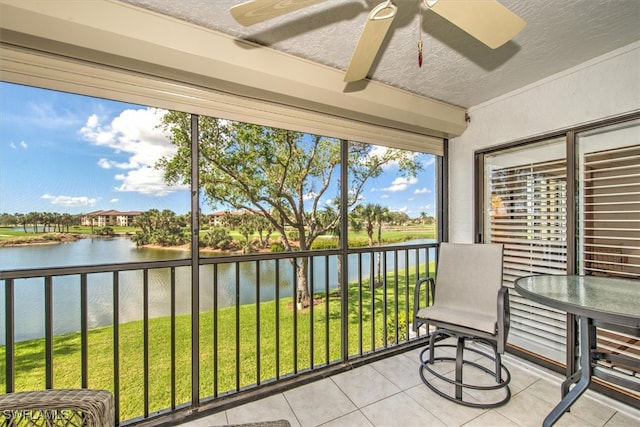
top-left (284, 378), bottom-right (356, 427)
top-left (525, 378), bottom-right (616, 426)
top-left (360, 392), bottom-right (447, 427)
top-left (459, 363), bottom-right (511, 406)
top-left (370, 353), bottom-right (423, 390)
top-left (181, 411), bottom-right (228, 427)
top-left (604, 411), bottom-right (640, 427)
top-left (496, 390), bottom-right (589, 427)
top-left (463, 410), bottom-right (520, 427)
top-left (176, 350), bottom-right (638, 427)
top-left (226, 394), bottom-right (301, 427)
top-left (405, 383), bottom-right (487, 427)
top-left (331, 365), bottom-right (401, 408)
top-left (319, 410), bottom-right (374, 427)
top-left (501, 360), bottom-right (544, 395)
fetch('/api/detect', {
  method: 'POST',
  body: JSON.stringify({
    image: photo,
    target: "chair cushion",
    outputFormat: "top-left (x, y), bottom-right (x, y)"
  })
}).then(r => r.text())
top-left (416, 305), bottom-right (497, 335)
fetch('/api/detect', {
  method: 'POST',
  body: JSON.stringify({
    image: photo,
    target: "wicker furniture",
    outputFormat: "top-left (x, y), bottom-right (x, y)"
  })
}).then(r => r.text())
top-left (0, 389), bottom-right (114, 427)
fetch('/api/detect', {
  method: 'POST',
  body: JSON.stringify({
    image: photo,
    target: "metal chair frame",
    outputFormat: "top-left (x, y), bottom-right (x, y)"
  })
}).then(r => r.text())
top-left (413, 243), bottom-right (511, 408)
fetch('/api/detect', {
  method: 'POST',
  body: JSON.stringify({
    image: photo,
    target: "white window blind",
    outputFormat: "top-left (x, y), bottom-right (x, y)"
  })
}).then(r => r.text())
top-left (581, 145), bottom-right (640, 278)
top-left (485, 145), bottom-right (568, 363)
top-left (578, 131), bottom-right (640, 397)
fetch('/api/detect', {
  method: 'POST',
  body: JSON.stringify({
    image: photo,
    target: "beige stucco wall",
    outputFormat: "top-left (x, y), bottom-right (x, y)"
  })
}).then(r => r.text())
top-left (448, 41), bottom-right (640, 243)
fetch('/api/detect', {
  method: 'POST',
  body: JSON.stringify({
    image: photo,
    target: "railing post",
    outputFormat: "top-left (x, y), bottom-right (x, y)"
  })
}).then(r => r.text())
top-left (340, 139), bottom-right (349, 362)
top-left (4, 279), bottom-right (15, 393)
top-left (190, 113), bottom-right (200, 407)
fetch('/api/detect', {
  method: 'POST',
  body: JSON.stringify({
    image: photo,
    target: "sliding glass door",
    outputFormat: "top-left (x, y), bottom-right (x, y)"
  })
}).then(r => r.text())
top-left (482, 138), bottom-right (568, 363)
top-left (478, 115), bottom-right (639, 400)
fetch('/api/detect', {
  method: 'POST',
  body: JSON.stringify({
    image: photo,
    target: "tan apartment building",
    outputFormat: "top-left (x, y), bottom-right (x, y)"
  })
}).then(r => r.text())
top-left (81, 209), bottom-right (142, 227)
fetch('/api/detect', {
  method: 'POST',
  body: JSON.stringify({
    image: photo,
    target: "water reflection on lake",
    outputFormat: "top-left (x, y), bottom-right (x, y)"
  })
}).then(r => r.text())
top-left (0, 236), bottom-right (434, 343)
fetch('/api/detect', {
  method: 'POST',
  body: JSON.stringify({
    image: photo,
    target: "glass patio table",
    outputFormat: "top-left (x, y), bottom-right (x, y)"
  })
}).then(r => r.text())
top-left (515, 274), bottom-right (640, 427)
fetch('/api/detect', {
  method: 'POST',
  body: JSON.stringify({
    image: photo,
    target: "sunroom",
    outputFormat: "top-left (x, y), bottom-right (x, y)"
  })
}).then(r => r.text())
top-left (0, 1), bottom-right (638, 426)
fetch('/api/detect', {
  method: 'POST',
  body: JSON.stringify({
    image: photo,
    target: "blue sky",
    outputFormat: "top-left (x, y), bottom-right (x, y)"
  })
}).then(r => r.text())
top-left (0, 82), bottom-right (436, 217)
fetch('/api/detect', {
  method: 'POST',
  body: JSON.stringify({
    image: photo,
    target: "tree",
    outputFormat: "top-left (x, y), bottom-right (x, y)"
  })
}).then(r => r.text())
top-left (352, 204), bottom-right (389, 286)
top-left (353, 204), bottom-right (376, 247)
top-left (16, 213), bottom-right (28, 233)
top-left (157, 114), bottom-right (421, 306)
top-left (61, 213), bottom-right (75, 232)
top-left (253, 214), bottom-right (274, 249)
top-left (27, 212), bottom-right (41, 233)
top-left (0, 213), bottom-right (16, 227)
top-left (131, 209), bottom-right (186, 247)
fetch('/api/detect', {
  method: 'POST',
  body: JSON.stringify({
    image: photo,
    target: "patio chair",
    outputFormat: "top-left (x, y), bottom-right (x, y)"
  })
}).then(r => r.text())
top-left (413, 242), bottom-right (511, 408)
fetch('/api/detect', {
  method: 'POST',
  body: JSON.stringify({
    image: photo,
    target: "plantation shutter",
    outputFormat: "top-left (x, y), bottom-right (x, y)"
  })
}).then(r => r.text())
top-left (484, 140), bottom-right (568, 363)
top-left (578, 131), bottom-right (640, 396)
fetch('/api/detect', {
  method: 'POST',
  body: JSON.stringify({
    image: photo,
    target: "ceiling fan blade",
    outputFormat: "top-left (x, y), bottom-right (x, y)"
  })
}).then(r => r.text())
top-left (427, 0), bottom-right (526, 49)
top-left (344, 2), bottom-right (397, 82)
top-left (230, 0), bottom-right (326, 26)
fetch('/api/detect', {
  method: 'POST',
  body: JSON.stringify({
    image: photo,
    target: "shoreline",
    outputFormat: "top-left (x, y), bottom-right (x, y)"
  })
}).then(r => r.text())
top-left (0, 232), bottom-right (125, 248)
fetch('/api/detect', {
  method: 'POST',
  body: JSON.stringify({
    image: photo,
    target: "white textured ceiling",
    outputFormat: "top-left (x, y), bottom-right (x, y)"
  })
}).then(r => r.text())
top-left (120, 0), bottom-right (640, 109)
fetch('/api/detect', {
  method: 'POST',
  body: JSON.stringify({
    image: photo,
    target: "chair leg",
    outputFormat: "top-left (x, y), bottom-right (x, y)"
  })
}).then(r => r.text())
top-left (419, 332), bottom-right (512, 408)
top-left (455, 337), bottom-right (465, 400)
top-left (428, 330), bottom-right (439, 364)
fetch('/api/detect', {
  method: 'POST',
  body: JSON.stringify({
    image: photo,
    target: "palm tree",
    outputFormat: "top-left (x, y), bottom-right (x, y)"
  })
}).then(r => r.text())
top-left (27, 212), bottom-right (41, 233)
top-left (351, 204), bottom-right (389, 287)
top-left (61, 213), bottom-right (74, 233)
top-left (15, 213), bottom-right (27, 233)
top-left (373, 205), bottom-right (390, 286)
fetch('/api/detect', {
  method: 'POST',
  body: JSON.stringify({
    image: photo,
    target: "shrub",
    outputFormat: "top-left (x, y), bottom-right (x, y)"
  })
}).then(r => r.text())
top-left (270, 242), bottom-right (285, 252)
top-left (203, 228), bottom-right (232, 249)
top-left (96, 226), bottom-right (115, 236)
top-left (386, 316), bottom-right (408, 345)
top-left (311, 239), bottom-right (338, 250)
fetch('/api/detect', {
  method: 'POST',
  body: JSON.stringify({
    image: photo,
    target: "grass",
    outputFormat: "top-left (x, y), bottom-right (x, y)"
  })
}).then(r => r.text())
top-left (0, 264), bottom-right (434, 421)
top-left (0, 226), bottom-right (137, 246)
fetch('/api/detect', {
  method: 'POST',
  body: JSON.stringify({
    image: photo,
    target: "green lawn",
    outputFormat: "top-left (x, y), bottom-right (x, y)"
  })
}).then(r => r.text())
top-left (0, 264), bottom-right (434, 421)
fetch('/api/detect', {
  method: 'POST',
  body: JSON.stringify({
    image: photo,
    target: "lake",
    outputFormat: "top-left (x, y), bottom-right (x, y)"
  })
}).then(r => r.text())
top-left (0, 236), bottom-right (434, 343)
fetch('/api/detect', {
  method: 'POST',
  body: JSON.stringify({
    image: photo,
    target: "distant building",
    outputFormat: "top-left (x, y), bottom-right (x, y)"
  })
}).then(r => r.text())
top-left (207, 210), bottom-right (248, 227)
top-left (81, 210), bottom-right (142, 227)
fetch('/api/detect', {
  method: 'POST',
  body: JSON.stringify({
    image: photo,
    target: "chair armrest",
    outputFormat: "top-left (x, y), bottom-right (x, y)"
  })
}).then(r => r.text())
top-left (497, 287), bottom-right (510, 353)
top-left (413, 277), bottom-right (435, 332)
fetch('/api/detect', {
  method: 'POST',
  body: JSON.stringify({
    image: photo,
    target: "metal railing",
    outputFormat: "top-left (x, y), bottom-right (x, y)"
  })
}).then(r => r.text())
top-left (1, 242), bottom-right (438, 424)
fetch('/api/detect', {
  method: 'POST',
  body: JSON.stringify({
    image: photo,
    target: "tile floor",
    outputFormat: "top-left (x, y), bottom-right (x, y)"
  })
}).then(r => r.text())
top-left (182, 341), bottom-right (640, 427)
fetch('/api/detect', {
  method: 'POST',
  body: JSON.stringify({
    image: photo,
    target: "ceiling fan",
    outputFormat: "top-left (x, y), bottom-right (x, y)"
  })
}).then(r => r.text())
top-left (230, 0), bottom-right (526, 82)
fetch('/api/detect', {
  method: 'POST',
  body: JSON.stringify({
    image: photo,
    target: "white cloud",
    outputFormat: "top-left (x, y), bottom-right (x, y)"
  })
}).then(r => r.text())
top-left (392, 177), bottom-right (418, 185)
top-left (80, 108), bottom-right (183, 195)
top-left (9, 141), bottom-right (28, 149)
top-left (42, 194), bottom-right (98, 208)
top-left (365, 145), bottom-right (421, 170)
top-left (110, 198), bottom-right (119, 203)
top-left (414, 187), bottom-right (431, 194)
top-left (380, 194), bottom-right (390, 199)
top-left (381, 176), bottom-right (418, 192)
top-left (423, 156), bottom-right (436, 167)
top-left (97, 158), bottom-right (136, 169)
top-left (114, 166), bottom-right (187, 196)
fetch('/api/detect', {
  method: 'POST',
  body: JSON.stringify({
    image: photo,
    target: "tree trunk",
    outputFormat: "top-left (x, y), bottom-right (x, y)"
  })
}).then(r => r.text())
top-left (296, 257), bottom-right (311, 308)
